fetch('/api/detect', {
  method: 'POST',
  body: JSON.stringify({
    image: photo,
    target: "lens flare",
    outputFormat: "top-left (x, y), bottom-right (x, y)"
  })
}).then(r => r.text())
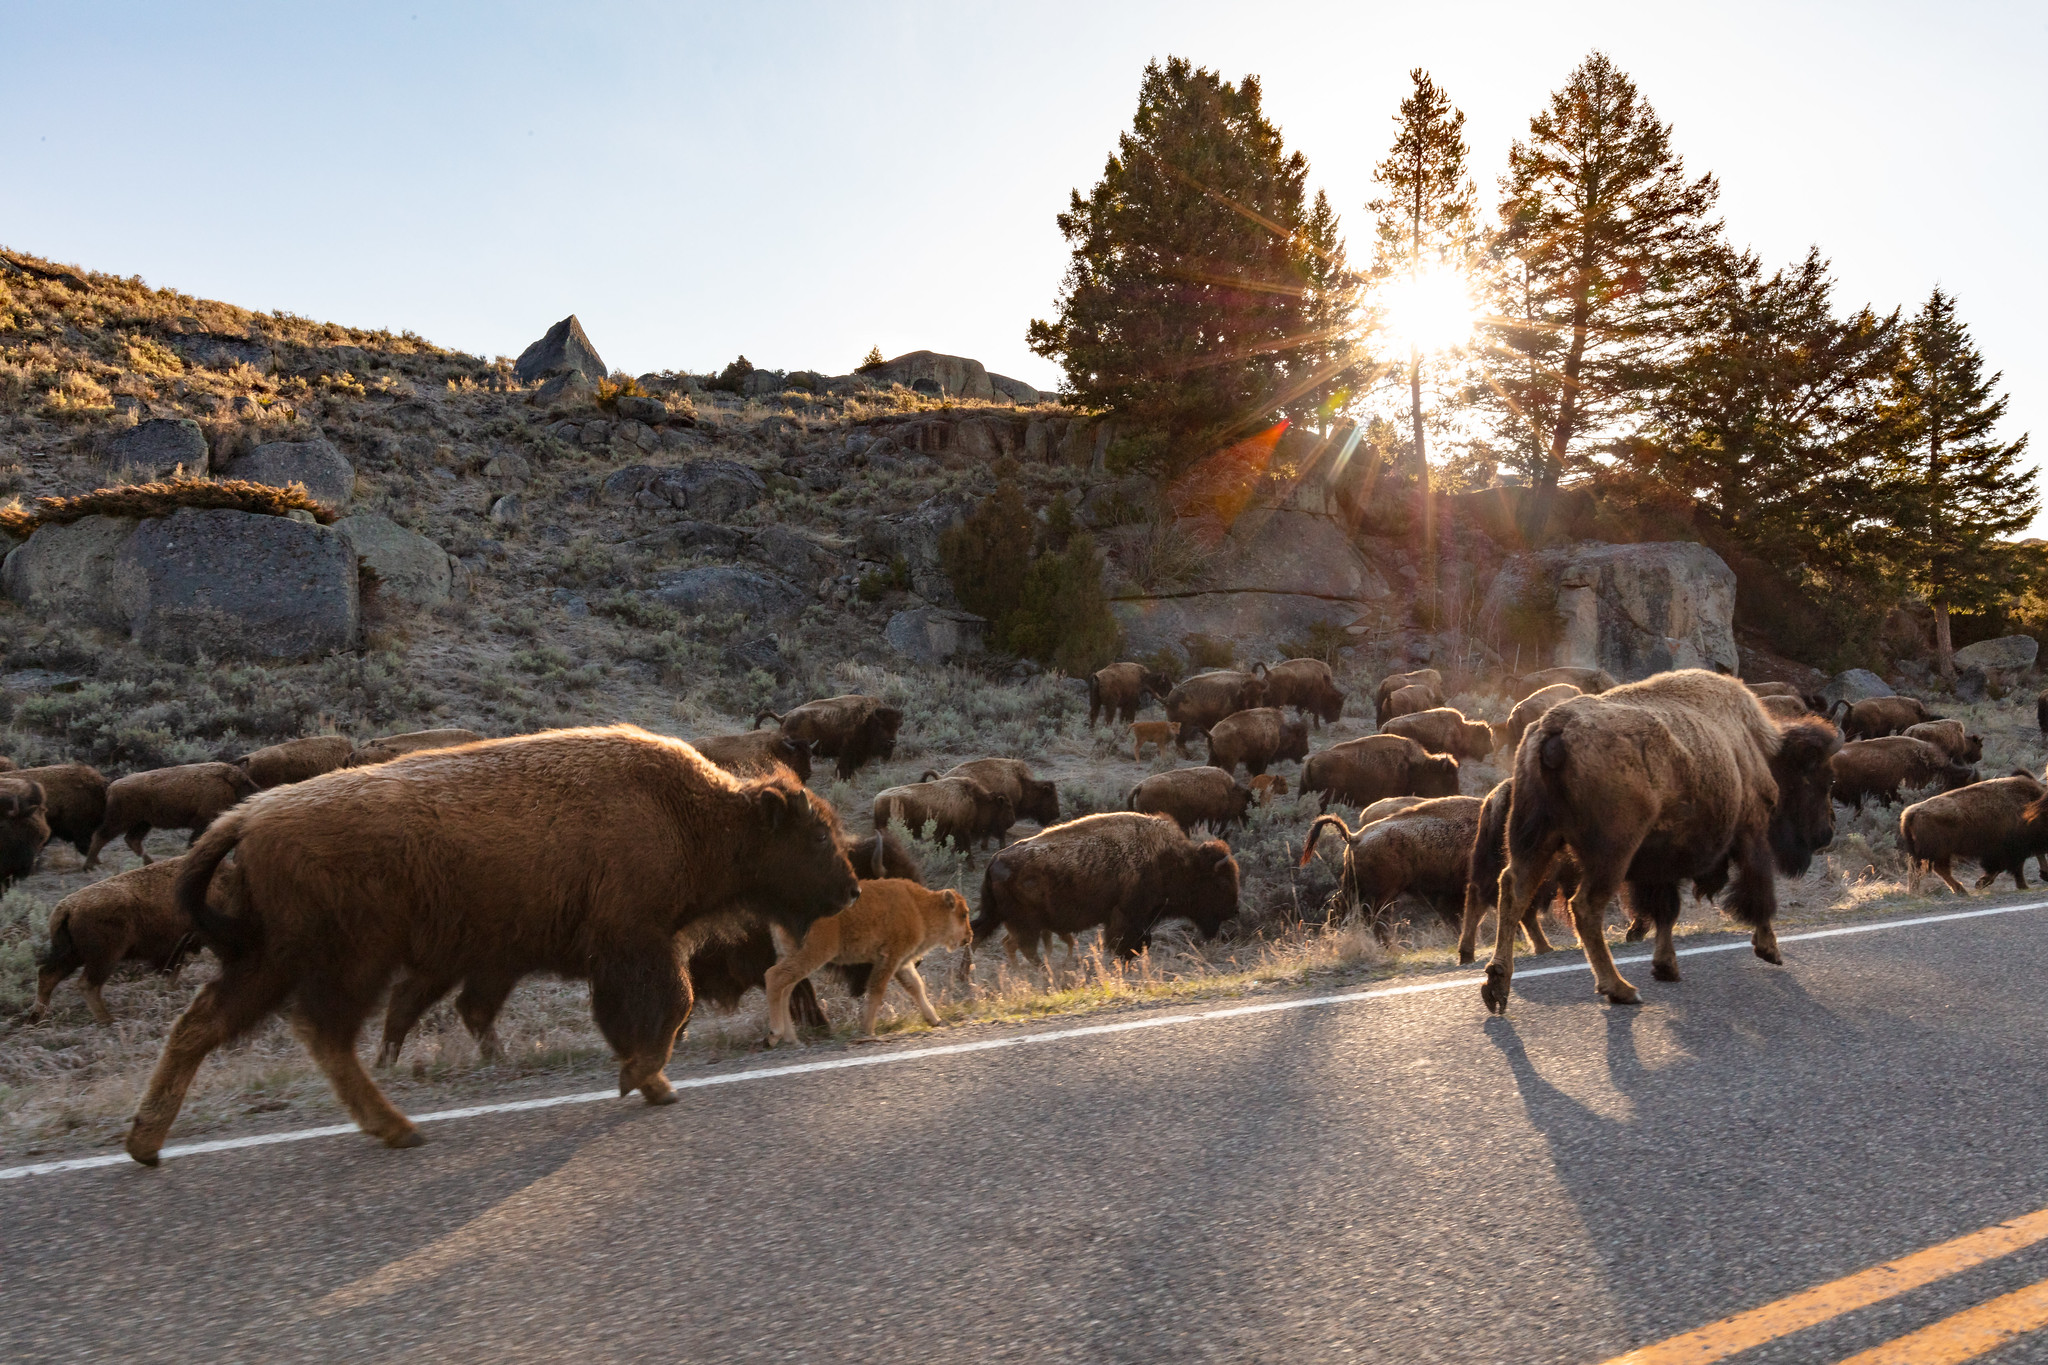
top-left (1383, 268), bottom-right (1475, 354)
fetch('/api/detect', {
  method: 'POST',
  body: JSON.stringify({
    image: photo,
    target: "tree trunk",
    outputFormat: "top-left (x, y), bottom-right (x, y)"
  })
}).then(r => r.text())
top-left (1933, 599), bottom-right (1956, 680)
top-left (1518, 296), bottom-right (1588, 546)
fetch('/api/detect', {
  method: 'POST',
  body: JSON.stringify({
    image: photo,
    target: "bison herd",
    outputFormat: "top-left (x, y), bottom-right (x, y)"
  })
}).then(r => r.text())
top-left (5, 657), bottom-right (2048, 1166)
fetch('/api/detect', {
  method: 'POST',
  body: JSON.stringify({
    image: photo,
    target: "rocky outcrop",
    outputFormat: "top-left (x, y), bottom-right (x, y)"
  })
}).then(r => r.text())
top-left (0, 515), bottom-right (138, 629)
top-left (1822, 669), bottom-right (1894, 708)
top-left (600, 461), bottom-right (765, 520)
top-left (861, 493), bottom-right (972, 606)
top-left (649, 566), bottom-right (805, 621)
top-left (332, 513), bottom-right (452, 607)
top-left (987, 373), bottom-right (1041, 405)
top-left (1479, 541), bottom-right (1738, 681)
top-left (114, 509), bottom-right (359, 659)
top-left (858, 351), bottom-right (996, 401)
top-left (104, 419), bottom-right (208, 478)
top-left (885, 607), bottom-right (987, 665)
top-left (1953, 635), bottom-right (2038, 676)
top-left (514, 315), bottom-right (608, 385)
top-left (218, 439), bottom-right (356, 510)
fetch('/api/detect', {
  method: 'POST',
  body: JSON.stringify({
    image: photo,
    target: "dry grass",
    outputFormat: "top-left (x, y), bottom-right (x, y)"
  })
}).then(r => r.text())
top-left (0, 474), bottom-right (338, 538)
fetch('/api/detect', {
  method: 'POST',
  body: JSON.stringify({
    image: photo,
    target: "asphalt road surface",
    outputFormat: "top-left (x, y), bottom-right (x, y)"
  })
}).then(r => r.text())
top-left (9, 904), bottom-right (2048, 1364)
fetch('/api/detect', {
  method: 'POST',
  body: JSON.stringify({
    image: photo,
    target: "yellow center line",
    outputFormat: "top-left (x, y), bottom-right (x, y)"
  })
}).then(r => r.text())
top-left (1834, 1275), bottom-right (2048, 1364)
top-left (1599, 1207), bottom-right (2048, 1365)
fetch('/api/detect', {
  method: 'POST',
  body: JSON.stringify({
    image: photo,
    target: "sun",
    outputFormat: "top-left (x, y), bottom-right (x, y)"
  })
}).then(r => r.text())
top-left (1383, 267), bottom-right (1476, 354)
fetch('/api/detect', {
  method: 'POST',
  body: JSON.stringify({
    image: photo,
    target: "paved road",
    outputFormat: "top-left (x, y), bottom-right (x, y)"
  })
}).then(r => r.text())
top-left (8, 906), bottom-right (2048, 1363)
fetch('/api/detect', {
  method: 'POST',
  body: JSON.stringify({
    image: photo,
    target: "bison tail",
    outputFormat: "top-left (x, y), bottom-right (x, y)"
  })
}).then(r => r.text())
top-left (37, 911), bottom-right (80, 973)
top-left (971, 857), bottom-right (1012, 943)
top-left (752, 709), bottom-right (783, 730)
top-left (178, 809), bottom-right (259, 960)
top-left (1299, 814), bottom-right (1359, 866)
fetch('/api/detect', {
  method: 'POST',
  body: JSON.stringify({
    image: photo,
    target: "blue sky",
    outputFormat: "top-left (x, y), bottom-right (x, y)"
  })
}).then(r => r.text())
top-left (6, 1), bottom-right (2042, 478)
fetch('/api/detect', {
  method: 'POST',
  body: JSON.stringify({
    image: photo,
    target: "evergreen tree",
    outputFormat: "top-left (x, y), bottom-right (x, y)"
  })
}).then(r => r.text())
top-left (1291, 188), bottom-right (1366, 430)
top-left (1027, 58), bottom-right (1337, 480)
top-left (1877, 288), bottom-right (2037, 677)
top-left (1481, 52), bottom-right (1725, 538)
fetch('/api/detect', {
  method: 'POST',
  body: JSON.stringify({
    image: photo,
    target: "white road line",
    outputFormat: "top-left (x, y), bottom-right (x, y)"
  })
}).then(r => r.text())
top-left (7, 898), bottom-right (2044, 1183)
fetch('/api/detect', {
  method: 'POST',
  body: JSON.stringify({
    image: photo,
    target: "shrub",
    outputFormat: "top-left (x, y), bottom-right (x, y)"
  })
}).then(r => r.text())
top-left (859, 555), bottom-right (912, 601)
top-left (1182, 634), bottom-right (1234, 669)
top-left (594, 375), bottom-right (646, 411)
top-left (861, 345), bottom-right (885, 370)
top-left (938, 481), bottom-right (1035, 624)
top-left (705, 355), bottom-right (756, 394)
top-left (1001, 533), bottom-right (1124, 674)
top-left (1280, 621), bottom-right (1353, 664)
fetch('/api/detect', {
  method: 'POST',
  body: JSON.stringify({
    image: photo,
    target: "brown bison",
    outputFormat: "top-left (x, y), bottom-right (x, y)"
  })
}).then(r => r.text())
top-left (1204, 707), bottom-right (1310, 777)
top-left (1901, 774), bottom-right (2048, 895)
top-left (972, 812), bottom-right (1240, 961)
top-left (1257, 658), bottom-right (1346, 726)
top-left (1831, 695), bottom-right (1939, 741)
top-left (1497, 684), bottom-right (1583, 751)
top-left (1757, 694), bottom-right (1811, 723)
top-left (1831, 736), bottom-right (1976, 811)
top-left (758, 695), bottom-right (903, 780)
top-left (765, 879), bottom-right (972, 1045)
top-left (694, 729), bottom-right (815, 783)
top-left (1457, 780), bottom-right (1572, 966)
top-left (1299, 735), bottom-right (1461, 813)
top-left (1902, 720), bottom-right (1984, 765)
top-left (1504, 666), bottom-right (1617, 701)
top-left (1, 777), bottom-right (51, 888)
top-left (236, 736), bottom-right (356, 789)
top-left (32, 854), bottom-right (232, 1024)
top-left (1163, 670), bottom-right (1269, 735)
top-left (125, 725), bottom-right (861, 1166)
top-left (8, 763), bottom-right (109, 857)
top-left (85, 762), bottom-right (258, 868)
top-left (933, 758), bottom-right (1060, 826)
top-left (1089, 662), bottom-right (1174, 728)
top-left (1379, 683), bottom-right (1445, 725)
top-left (1129, 766), bottom-right (1254, 832)
top-left (1248, 773), bottom-right (1288, 805)
top-left (872, 776), bottom-right (1015, 850)
top-left (1484, 672), bottom-right (1841, 1012)
top-left (0, 756), bottom-right (13, 771)
top-left (343, 728), bottom-right (491, 768)
top-left (1130, 720), bottom-right (1189, 761)
top-left (1382, 707), bottom-right (1495, 760)
top-left (1300, 795), bottom-right (1483, 934)
top-left (1375, 669), bottom-right (1443, 725)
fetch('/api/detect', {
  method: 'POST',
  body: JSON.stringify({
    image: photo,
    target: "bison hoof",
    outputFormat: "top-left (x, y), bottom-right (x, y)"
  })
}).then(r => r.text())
top-left (1754, 942), bottom-right (1783, 966)
top-left (1457, 948), bottom-right (1475, 966)
top-left (124, 1140), bottom-right (161, 1168)
top-left (1480, 965), bottom-right (1512, 1014)
top-left (849, 1035), bottom-right (883, 1047)
top-left (1600, 982), bottom-right (1641, 1005)
top-left (1652, 960), bottom-right (1681, 983)
top-left (383, 1128), bottom-right (425, 1150)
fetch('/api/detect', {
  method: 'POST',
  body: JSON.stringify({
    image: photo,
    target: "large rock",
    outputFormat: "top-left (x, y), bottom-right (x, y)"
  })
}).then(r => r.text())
top-left (885, 608), bottom-right (987, 665)
top-left (986, 373), bottom-right (1041, 405)
top-left (1821, 669), bottom-right (1894, 708)
top-left (859, 351), bottom-right (997, 401)
top-left (1111, 593), bottom-right (1358, 663)
top-left (104, 419), bottom-right (208, 478)
top-left (648, 566), bottom-right (805, 621)
top-left (600, 461), bottom-right (765, 521)
top-left (1953, 635), bottom-right (2038, 675)
top-left (1479, 541), bottom-right (1737, 681)
top-left (0, 515), bottom-right (138, 629)
top-left (332, 513), bottom-right (452, 607)
top-left (112, 508), bottom-right (359, 659)
top-left (514, 315), bottom-right (608, 385)
top-left (751, 525), bottom-right (838, 582)
top-left (219, 439), bottom-right (355, 510)
top-left (861, 493), bottom-right (973, 606)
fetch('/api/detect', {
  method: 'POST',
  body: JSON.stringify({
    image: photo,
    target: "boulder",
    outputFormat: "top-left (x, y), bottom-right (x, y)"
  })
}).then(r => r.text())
top-left (0, 515), bottom-right (139, 629)
top-left (723, 635), bottom-right (790, 679)
top-left (625, 521), bottom-right (749, 558)
top-left (600, 461), bottom-right (765, 521)
top-left (1953, 635), bottom-right (2038, 675)
top-left (648, 566), bottom-right (805, 621)
top-left (488, 494), bottom-right (523, 526)
top-left (885, 607), bottom-right (988, 665)
top-left (861, 493), bottom-right (973, 606)
top-left (331, 513), bottom-right (453, 607)
top-left (751, 525), bottom-right (838, 582)
top-left (1821, 669), bottom-right (1894, 708)
top-left (533, 371), bottom-right (596, 409)
top-left (166, 334), bottom-right (274, 373)
top-left (104, 418), bottom-right (208, 478)
top-left (483, 451), bottom-right (532, 482)
top-left (613, 394), bottom-right (669, 424)
top-left (987, 373), bottom-right (1041, 405)
top-left (1479, 541), bottom-right (1738, 681)
top-left (514, 315), bottom-right (608, 385)
top-left (219, 439), bottom-right (355, 510)
top-left (112, 508), bottom-right (359, 659)
top-left (859, 351), bottom-right (997, 401)
top-left (742, 369), bottom-right (791, 397)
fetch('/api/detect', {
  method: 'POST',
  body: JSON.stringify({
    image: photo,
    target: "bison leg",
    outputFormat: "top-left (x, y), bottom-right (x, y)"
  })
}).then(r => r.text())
top-left (1484, 841), bottom-right (1561, 1013)
top-left (895, 964), bottom-right (943, 1027)
top-left (376, 969), bottom-right (456, 1067)
top-left (853, 951), bottom-right (915, 1041)
top-left (1723, 826), bottom-right (1785, 965)
top-left (764, 928), bottom-right (838, 1048)
top-left (79, 964), bottom-right (117, 1026)
top-left (126, 963), bottom-right (293, 1165)
top-left (127, 828), bottom-right (153, 864)
top-left (1631, 882), bottom-right (1683, 983)
top-left (82, 829), bottom-right (110, 870)
top-left (293, 1002), bottom-right (421, 1150)
top-left (1520, 896), bottom-right (1556, 955)
top-left (454, 973), bottom-right (518, 1061)
top-left (592, 949), bottom-right (690, 1104)
top-left (32, 947), bottom-right (82, 1023)
top-left (1931, 858), bottom-right (1968, 896)
top-left (1556, 853), bottom-right (1637, 1005)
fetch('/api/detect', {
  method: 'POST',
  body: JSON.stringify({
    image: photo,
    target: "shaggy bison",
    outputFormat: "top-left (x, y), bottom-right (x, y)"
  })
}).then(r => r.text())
top-left (8, 763), bottom-right (108, 857)
top-left (125, 725), bottom-right (860, 1166)
top-left (1163, 670), bottom-right (1268, 735)
top-left (933, 758), bottom-right (1060, 826)
top-left (972, 812), bottom-right (1240, 961)
top-left (1484, 672), bottom-right (1841, 1011)
top-left (1300, 795), bottom-right (1483, 934)
top-left (1299, 735), bottom-right (1461, 813)
top-left (1830, 736), bottom-right (1975, 811)
top-left (1902, 719), bottom-right (1984, 765)
top-left (694, 729), bottom-right (815, 783)
top-left (1379, 683), bottom-right (1444, 724)
top-left (1901, 774), bottom-right (2048, 895)
top-left (872, 776), bottom-right (1015, 850)
top-left (1129, 766), bottom-right (1254, 832)
top-left (1504, 666), bottom-right (1617, 701)
top-left (1381, 707), bottom-right (1495, 760)
top-left (1204, 707), bottom-right (1310, 777)
top-left (85, 762), bottom-right (258, 868)
top-left (758, 695), bottom-right (903, 780)
top-left (765, 879), bottom-right (972, 1045)
top-left (1831, 695), bottom-right (1939, 741)
top-left (344, 728), bottom-right (490, 768)
top-left (1375, 669), bottom-right (1443, 725)
top-left (1089, 662), bottom-right (1174, 728)
top-left (33, 854), bottom-right (231, 1024)
top-left (1498, 684), bottom-right (1582, 751)
top-left (1, 777), bottom-right (50, 888)
top-left (1458, 780), bottom-right (1571, 966)
top-left (1257, 658), bottom-right (1346, 726)
top-left (236, 736), bottom-right (356, 789)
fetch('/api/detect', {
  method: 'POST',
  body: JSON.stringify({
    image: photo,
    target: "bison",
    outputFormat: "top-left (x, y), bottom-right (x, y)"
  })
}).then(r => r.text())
top-left (1375, 669), bottom-right (1443, 725)
top-left (1831, 695), bottom-right (1939, 741)
top-left (1757, 694), bottom-right (1812, 723)
top-left (85, 762), bottom-right (258, 868)
top-left (1129, 766), bottom-right (1254, 832)
top-left (1090, 662), bottom-right (1174, 728)
top-left (1379, 683), bottom-right (1445, 725)
top-left (124, 725), bottom-right (861, 1166)
top-left (694, 729), bottom-right (815, 783)
top-left (32, 854), bottom-right (231, 1024)
top-left (758, 695), bottom-right (903, 780)
top-left (765, 879), bottom-right (972, 1045)
top-left (1163, 670), bottom-right (1268, 735)
top-left (344, 728), bottom-right (490, 768)
top-left (236, 736), bottom-right (356, 789)
top-left (1497, 684), bottom-right (1582, 752)
top-left (1457, 780), bottom-right (1571, 966)
top-left (1257, 659), bottom-right (1346, 726)
top-left (1130, 720), bottom-right (1189, 762)
top-left (933, 758), bottom-right (1060, 826)
top-left (1204, 707), bottom-right (1310, 777)
top-left (972, 812), bottom-right (1240, 961)
top-left (1484, 673), bottom-right (1841, 1011)
top-left (1381, 707), bottom-right (1495, 760)
top-left (1831, 736), bottom-right (1976, 812)
top-left (1299, 735), bottom-right (1461, 813)
top-left (1902, 719), bottom-right (1984, 766)
top-left (1300, 795), bottom-right (1483, 935)
top-left (1, 777), bottom-right (51, 888)
top-left (2038, 689), bottom-right (2048, 739)
top-left (1249, 773), bottom-right (1288, 805)
top-left (872, 776), bottom-right (1014, 850)
top-left (1901, 774), bottom-right (2048, 895)
top-left (1504, 666), bottom-right (1617, 701)
top-left (8, 763), bottom-right (108, 858)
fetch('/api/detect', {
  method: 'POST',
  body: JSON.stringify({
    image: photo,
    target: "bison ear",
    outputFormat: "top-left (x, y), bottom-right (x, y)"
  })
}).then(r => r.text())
top-left (755, 786), bottom-right (791, 830)
top-left (1197, 840), bottom-right (1233, 869)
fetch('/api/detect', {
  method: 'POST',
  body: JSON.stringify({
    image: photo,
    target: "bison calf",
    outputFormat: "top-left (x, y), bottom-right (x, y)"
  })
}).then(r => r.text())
top-left (764, 879), bottom-right (972, 1045)
top-left (1130, 720), bottom-right (1188, 762)
top-left (85, 762), bottom-right (258, 868)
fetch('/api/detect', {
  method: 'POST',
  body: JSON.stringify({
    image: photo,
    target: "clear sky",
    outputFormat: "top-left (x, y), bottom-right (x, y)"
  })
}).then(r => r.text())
top-left (6, 1), bottom-right (2041, 483)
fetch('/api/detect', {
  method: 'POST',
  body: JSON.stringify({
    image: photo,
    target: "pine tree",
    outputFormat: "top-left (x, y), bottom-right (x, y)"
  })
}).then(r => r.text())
top-left (1877, 288), bottom-right (2037, 677)
top-left (1027, 58), bottom-right (1337, 480)
top-left (1291, 188), bottom-right (1365, 430)
top-left (1480, 53), bottom-right (1725, 539)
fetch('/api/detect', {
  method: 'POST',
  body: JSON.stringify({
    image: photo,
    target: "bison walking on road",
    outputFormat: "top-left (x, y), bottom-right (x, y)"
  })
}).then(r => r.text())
top-left (1300, 795), bottom-right (1483, 934)
top-left (764, 879), bottom-right (972, 1045)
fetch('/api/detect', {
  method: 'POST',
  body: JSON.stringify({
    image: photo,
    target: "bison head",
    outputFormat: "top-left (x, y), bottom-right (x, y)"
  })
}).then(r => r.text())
top-left (1142, 669), bottom-right (1176, 701)
top-left (1768, 717), bottom-right (1843, 876)
top-left (981, 792), bottom-right (1018, 841)
top-left (1412, 754), bottom-right (1461, 799)
top-left (776, 736), bottom-right (815, 784)
top-left (747, 781), bottom-right (861, 932)
top-left (1277, 718), bottom-right (1311, 764)
top-left (1239, 677), bottom-right (1270, 710)
top-left (1016, 776), bottom-right (1061, 825)
top-left (865, 707), bottom-right (904, 762)
top-left (1963, 734), bottom-right (1986, 764)
top-left (0, 779), bottom-right (46, 821)
top-left (1183, 840), bottom-right (1241, 937)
